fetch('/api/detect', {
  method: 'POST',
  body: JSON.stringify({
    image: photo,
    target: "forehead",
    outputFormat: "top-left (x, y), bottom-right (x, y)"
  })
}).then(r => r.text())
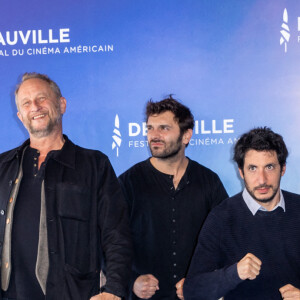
top-left (17, 78), bottom-right (53, 99)
top-left (147, 111), bottom-right (178, 125)
top-left (244, 150), bottom-right (279, 165)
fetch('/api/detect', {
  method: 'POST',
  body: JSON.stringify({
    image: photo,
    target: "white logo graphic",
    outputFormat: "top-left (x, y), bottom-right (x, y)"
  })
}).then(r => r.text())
top-left (280, 8), bottom-right (290, 53)
top-left (112, 114), bottom-right (122, 157)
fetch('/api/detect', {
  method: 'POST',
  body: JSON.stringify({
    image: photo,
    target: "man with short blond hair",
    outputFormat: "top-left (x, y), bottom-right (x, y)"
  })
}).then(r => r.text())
top-left (0, 73), bottom-right (132, 300)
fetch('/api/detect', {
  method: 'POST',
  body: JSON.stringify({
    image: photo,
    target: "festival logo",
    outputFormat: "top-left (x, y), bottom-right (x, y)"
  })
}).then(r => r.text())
top-left (112, 114), bottom-right (122, 157)
top-left (280, 8), bottom-right (290, 53)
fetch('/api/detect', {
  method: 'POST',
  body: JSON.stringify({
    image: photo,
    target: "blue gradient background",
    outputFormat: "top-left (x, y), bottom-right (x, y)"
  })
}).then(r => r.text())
top-left (0, 0), bottom-right (300, 196)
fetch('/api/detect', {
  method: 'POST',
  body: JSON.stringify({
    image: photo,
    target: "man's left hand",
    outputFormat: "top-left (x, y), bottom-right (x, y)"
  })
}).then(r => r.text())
top-left (175, 278), bottom-right (185, 300)
top-left (90, 292), bottom-right (121, 300)
top-left (279, 284), bottom-right (300, 299)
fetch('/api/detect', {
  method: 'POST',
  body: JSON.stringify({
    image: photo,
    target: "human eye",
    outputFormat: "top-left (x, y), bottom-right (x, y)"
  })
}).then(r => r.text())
top-left (161, 125), bottom-right (170, 130)
top-left (266, 164), bottom-right (275, 171)
top-left (248, 165), bottom-right (256, 171)
top-left (146, 125), bottom-right (153, 131)
top-left (22, 101), bottom-right (30, 107)
top-left (38, 96), bottom-right (46, 102)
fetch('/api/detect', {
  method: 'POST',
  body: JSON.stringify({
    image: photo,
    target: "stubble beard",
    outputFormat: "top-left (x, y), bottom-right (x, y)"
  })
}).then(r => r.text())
top-left (245, 182), bottom-right (280, 204)
top-left (150, 134), bottom-right (183, 159)
top-left (28, 115), bottom-right (62, 138)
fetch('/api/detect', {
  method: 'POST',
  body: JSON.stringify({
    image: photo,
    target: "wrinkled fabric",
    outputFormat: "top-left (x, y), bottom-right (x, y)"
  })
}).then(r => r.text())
top-left (0, 136), bottom-right (132, 300)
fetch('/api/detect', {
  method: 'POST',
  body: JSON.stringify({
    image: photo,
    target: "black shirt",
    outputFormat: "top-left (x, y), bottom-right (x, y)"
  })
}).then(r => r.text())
top-left (119, 158), bottom-right (228, 300)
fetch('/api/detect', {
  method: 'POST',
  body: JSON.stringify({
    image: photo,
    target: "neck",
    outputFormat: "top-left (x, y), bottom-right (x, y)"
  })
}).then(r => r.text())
top-left (29, 131), bottom-right (65, 156)
top-left (150, 152), bottom-right (189, 189)
top-left (256, 190), bottom-right (281, 211)
top-left (151, 155), bottom-right (187, 174)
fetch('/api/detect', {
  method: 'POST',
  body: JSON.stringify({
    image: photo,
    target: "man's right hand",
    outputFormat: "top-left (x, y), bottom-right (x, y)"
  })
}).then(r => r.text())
top-left (237, 253), bottom-right (262, 280)
top-left (133, 274), bottom-right (159, 299)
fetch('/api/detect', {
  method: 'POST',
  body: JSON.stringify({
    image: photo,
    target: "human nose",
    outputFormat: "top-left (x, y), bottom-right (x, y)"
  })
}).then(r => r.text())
top-left (149, 128), bottom-right (161, 139)
top-left (31, 99), bottom-right (42, 111)
top-left (257, 170), bottom-right (267, 185)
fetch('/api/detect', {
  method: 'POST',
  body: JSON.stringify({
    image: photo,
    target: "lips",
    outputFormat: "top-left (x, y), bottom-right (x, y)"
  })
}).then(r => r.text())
top-left (255, 185), bottom-right (272, 194)
top-left (256, 188), bottom-right (269, 193)
top-left (32, 114), bottom-right (46, 120)
top-left (150, 139), bottom-right (164, 145)
top-left (151, 142), bottom-right (165, 148)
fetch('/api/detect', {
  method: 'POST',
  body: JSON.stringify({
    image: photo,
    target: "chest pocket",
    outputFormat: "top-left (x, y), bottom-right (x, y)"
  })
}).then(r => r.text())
top-left (57, 182), bottom-right (91, 221)
top-left (56, 182), bottom-right (92, 273)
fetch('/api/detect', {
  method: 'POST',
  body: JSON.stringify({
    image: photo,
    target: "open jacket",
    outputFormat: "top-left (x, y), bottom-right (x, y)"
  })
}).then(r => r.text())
top-left (0, 136), bottom-right (132, 300)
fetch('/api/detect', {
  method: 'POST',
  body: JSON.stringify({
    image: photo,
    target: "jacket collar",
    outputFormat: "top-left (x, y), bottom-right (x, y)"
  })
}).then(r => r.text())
top-left (1, 139), bottom-right (30, 163)
top-left (51, 135), bottom-right (76, 169)
top-left (2, 135), bottom-right (76, 169)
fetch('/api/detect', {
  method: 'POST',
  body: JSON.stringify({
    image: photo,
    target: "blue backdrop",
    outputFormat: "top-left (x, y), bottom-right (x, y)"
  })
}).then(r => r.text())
top-left (1, 0), bottom-right (300, 196)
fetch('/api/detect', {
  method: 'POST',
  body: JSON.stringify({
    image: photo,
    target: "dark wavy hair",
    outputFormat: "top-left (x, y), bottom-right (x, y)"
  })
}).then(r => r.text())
top-left (145, 95), bottom-right (194, 135)
top-left (234, 127), bottom-right (288, 170)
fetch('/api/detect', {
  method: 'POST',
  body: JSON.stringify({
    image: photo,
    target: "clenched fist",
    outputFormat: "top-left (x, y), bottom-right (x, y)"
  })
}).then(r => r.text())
top-left (133, 274), bottom-right (159, 299)
top-left (237, 253), bottom-right (261, 280)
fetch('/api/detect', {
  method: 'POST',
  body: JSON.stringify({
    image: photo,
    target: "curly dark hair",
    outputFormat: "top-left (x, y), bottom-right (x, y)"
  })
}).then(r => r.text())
top-left (234, 127), bottom-right (288, 170)
top-left (145, 95), bottom-right (194, 135)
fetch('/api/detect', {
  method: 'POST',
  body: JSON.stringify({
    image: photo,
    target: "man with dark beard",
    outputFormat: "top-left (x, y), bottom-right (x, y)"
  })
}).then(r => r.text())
top-left (184, 127), bottom-right (300, 300)
top-left (119, 96), bottom-right (228, 299)
top-left (0, 73), bottom-right (132, 300)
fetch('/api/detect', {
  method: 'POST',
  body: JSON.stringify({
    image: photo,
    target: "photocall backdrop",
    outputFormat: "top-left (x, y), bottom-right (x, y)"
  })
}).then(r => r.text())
top-left (1, 0), bottom-right (300, 196)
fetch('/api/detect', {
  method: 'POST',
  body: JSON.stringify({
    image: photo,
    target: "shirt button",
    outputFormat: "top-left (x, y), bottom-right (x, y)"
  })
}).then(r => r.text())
top-left (170, 187), bottom-right (174, 190)
top-left (173, 230), bottom-right (176, 234)
top-left (8, 180), bottom-right (12, 186)
top-left (172, 197), bottom-right (175, 200)
top-left (0, 210), bottom-right (5, 216)
top-left (172, 208), bottom-right (175, 212)
top-left (173, 241), bottom-right (176, 245)
top-left (34, 164), bottom-right (37, 167)
top-left (34, 157), bottom-right (37, 160)
top-left (172, 219), bottom-right (176, 223)
top-left (174, 263), bottom-right (177, 267)
top-left (173, 252), bottom-right (176, 256)
top-left (173, 274), bottom-right (177, 278)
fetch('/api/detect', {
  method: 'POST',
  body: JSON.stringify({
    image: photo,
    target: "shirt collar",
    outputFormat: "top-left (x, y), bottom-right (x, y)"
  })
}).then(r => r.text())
top-left (242, 188), bottom-right (285, 216)
top-left (2, 135), bottom-right (76, 169)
